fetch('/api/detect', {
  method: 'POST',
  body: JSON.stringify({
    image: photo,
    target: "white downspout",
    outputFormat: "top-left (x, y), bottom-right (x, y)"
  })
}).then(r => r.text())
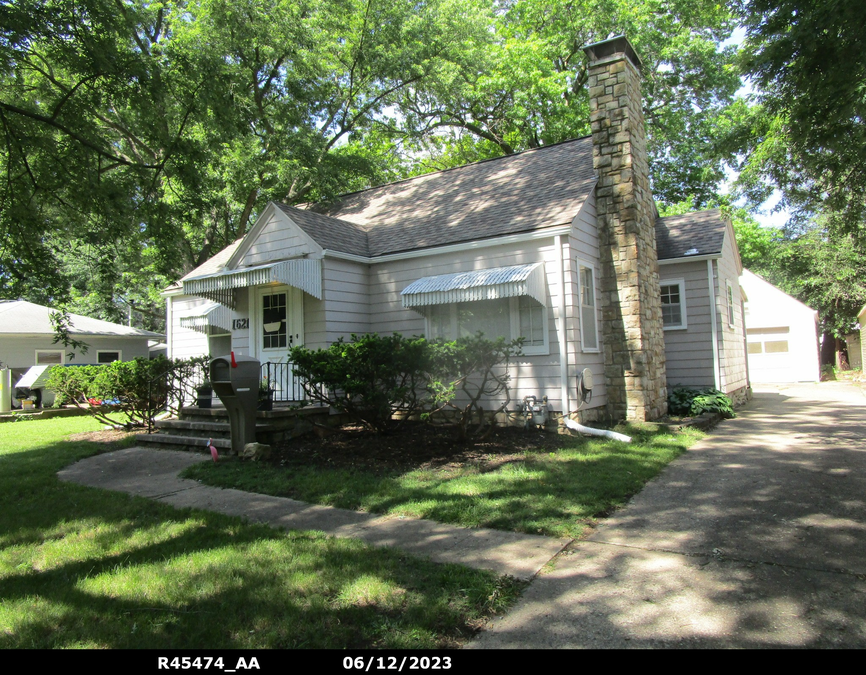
top-left (707, 259), bottom-right (721, 390)
top-left (555, 235), bottom-right (570, 416)
top-left (166, 296), bottom-right (173, 360)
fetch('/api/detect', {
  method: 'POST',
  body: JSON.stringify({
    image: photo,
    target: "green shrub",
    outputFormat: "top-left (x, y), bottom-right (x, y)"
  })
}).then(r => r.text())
top-left (426, 334), bottom-right (522, 441)
top-left (667, 387), bottom-right (735, 419)
top-left (290, 334), bottom-right (432, 433)
top-left (46, 356), bottom-right (208, 430)
top-left (290, 333), bottom-right (521, 440)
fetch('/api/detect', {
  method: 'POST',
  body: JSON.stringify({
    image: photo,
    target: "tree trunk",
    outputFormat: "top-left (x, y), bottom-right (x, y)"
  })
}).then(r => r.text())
top-left (836, 338), bottom-right (850, 371)
top-left (820, 331), bottom-right (837, 366)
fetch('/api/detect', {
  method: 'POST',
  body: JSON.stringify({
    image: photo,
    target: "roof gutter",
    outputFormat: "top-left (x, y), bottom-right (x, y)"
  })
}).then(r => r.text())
top-left (658, 252), bottom-right (721, 266)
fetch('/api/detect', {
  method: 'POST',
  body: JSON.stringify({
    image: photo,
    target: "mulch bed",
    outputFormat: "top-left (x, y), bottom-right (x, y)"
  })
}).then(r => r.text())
top-left (270, 422), bottom-right (580, 475)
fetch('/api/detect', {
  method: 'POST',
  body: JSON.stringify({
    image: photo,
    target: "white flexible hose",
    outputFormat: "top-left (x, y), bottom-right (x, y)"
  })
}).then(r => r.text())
top-left (564, 417), bottom-right (632, 443)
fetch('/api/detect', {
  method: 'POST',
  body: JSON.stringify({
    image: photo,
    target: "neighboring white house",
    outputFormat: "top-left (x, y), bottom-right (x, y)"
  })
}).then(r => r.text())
top-left (162, 36), bottom-right (750, 423)
top-left (0, 299), bottom-right (164, 406)
top-left (738, 270), bottom-right (820, 383)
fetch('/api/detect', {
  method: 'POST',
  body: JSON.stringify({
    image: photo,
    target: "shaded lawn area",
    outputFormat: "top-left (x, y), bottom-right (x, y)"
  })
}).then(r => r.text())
top-left (184, 423), bottom-right (705, 539)
top-left (0, 417), bottom-right (522, 649)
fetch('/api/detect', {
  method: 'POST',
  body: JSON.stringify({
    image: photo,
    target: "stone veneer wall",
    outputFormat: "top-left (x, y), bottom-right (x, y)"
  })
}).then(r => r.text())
top-left (583, 36), bottom-right (668, 422)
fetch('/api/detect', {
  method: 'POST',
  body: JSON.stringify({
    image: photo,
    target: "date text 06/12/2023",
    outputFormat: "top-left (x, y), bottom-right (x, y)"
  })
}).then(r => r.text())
top-left (343, 656), bottom-right (452, 671)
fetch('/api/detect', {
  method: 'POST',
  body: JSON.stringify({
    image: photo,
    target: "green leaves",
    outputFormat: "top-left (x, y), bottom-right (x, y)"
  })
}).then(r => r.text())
top-left (401, 0), bottom-right (740, 207)
top-left (668, 387), bottom-right (734, 419)
top-left (736, 0), bottom-right (866, 234)
top-left (45, 355), bottom-right (208, 429)
top-left (290, 333), bottom-right (433, 433)
top-left (289, 332), bottom-right (521, 439)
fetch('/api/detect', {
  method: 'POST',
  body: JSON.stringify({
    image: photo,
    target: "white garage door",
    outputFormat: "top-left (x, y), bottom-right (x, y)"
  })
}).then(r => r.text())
top-left (747, 326), bottom-right (796, 382)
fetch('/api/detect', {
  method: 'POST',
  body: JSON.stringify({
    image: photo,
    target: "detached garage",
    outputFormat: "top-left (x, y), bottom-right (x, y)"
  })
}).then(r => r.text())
top-left (740, 270), bottom-right (820, 383)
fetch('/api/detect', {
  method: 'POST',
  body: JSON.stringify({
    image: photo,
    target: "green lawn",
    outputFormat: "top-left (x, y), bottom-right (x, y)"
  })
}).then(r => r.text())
top-left (0, 417), bottom-right (522, 649)
top-left (184, 424), bottom-right (704, 539)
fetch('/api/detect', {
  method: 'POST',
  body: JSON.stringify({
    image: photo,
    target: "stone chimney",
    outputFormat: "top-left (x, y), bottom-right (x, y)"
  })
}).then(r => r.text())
top-left (582, 36), bottom-right (667, 421)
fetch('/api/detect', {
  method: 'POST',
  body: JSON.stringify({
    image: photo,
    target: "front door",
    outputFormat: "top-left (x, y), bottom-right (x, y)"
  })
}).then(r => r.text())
top-left (255, 285), bottom-right (304, 400)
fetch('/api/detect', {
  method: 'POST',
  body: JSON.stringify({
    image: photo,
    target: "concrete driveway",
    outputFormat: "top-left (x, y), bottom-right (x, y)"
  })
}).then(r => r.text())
top-left (471, 382), bottom-right (866, 648)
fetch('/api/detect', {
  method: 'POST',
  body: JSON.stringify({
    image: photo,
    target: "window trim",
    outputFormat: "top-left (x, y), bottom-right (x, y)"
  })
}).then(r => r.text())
top-left (35, 349), bottom-right (64, 365)
top-left (726, 280), bottom-right (736, 327)
top-left (660, 278), bottom-right (688, 331)
top-left (577, 261), bottom-right (600, 352)
top-left (96, 350), bottom-right (122, 364)
top-left (425, 296), bottom-right (549, 356)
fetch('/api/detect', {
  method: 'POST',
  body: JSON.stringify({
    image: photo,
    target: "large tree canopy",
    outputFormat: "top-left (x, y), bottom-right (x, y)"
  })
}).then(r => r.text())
top-left (1, 0), bottom-right (741, 329)
top-left (732, 0), bottom-right (866, 234)
top-left (401, 0), bottom-right (741, 208)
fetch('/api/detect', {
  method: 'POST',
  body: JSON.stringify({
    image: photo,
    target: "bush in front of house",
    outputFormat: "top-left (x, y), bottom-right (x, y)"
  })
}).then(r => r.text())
top-left (290, 334), bottom-right (432, 433)
top-left (425, 334), bottom-right (523, 441)
top-left (46, 356), bottom-right (209, 430)
top-left (290, 333), bottom-right (521, 439)
top-left (667, 386), bottom-right (735, 418)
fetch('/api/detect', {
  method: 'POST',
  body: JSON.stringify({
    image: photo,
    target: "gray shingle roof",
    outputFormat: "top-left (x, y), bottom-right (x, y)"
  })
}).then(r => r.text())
top-left (276, 204), bottom-right (370, 257)
top-left (0, 300), bottom-right (163, 337)
top-left (300, 136), bottom-right (596, 257)
top-left (655, 209), bottom-right (727, 261)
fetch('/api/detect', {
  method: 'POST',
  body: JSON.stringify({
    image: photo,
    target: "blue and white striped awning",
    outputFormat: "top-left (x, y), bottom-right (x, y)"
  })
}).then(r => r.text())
top-left (401, 262), bottom-right (546, 310)
top-left (178, 301), bottom-right (232, 335)
top-left (182, 259), bottom-right (322, 308)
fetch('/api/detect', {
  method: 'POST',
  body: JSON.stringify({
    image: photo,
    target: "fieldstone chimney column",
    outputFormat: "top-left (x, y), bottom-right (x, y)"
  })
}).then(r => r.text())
top-left (582, 36), bottom-right (667, 421)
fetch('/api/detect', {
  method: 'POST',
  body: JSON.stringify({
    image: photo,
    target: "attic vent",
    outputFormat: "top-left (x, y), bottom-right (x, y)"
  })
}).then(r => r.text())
top-left (684, 248), bottom-right (699, 256)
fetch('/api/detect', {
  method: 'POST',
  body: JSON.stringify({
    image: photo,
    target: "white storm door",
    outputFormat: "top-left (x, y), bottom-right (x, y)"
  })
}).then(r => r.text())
top-left (256, 285), bottom-right (304, 364)
top-left (255, 285), bottom-right (304, 401)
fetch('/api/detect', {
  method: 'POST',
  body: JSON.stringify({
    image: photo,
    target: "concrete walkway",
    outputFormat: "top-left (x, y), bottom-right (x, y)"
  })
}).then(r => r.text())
top-left (470, 382), bottom-right (866, 648)
top-left (57, 447), bottom-right (570, 581)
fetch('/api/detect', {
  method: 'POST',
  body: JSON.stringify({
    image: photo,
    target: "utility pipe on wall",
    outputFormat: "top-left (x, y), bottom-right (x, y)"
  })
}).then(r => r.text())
top-left (555, 235), bottom-right (570, 416)
top-left (707, 259), bottom-right (721, 390)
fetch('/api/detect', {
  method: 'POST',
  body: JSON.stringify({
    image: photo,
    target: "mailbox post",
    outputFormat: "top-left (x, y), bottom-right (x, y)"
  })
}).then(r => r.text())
top-left (210, 353), bottom-right (260, 455)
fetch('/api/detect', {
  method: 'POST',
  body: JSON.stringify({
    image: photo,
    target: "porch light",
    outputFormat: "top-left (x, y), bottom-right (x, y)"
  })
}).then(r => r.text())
top-left (263, 321), bottom-right (283, 333)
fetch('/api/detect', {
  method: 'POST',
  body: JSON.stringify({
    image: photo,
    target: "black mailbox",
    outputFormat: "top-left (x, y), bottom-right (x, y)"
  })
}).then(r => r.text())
top-left (210, 353), bottom-right (260, 455)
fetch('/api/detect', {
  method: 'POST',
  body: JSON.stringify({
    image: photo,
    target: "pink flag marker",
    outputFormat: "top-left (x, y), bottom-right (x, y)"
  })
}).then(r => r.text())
top-left (208, 438), bottom-right (219, 463)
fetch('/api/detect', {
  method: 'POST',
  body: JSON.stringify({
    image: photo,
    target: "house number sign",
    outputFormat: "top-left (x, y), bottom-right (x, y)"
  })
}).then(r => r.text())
top-left (232, 318), bottom-right (249, 330)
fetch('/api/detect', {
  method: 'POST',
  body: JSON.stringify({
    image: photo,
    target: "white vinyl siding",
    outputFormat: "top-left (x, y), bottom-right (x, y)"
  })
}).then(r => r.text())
top-left (239, 210), bottom-right (321, 266)
top-left (660, 261), bottom-right (715, 389)
top-left (726, 280), bottom-right (736, 327)
top-left (567, 191), bottom-right (606, 412)
top-left (716, 227), bottom-right (748, 393)
top-left (1, 336), bottom-right (150, 370)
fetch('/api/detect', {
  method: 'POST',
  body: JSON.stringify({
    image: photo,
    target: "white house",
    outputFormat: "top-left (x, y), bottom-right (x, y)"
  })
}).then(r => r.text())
top-left (739, 269), bottom-right (820, 383)
top-left (0, 299), bottom-right (163, 406)
top-left (162, 36), bottom-right (749, 423)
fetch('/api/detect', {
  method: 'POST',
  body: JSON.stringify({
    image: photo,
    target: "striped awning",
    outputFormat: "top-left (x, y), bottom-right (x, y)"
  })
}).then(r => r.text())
top-left (182, 259), bottom-right (322, 308)
top-left (179, 301), bottom-right (232, 335)
top-left (15, 365), bottom-right (53, 389)
top-left (401, 262), bottom-right (546, 311)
